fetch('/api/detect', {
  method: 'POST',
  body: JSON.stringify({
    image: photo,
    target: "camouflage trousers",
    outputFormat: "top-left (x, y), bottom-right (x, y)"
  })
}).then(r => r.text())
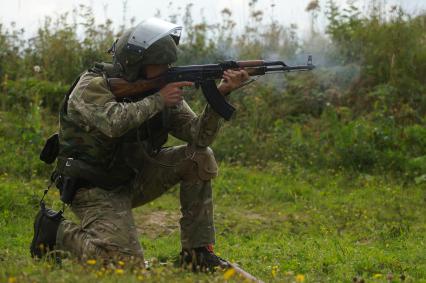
top-left (56, 145), bottom-right (218, 261)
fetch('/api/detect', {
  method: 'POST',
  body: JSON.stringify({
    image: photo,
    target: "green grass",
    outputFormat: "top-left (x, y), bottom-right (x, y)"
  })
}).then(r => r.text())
top-left (0, 164), bottom-right (425, 282)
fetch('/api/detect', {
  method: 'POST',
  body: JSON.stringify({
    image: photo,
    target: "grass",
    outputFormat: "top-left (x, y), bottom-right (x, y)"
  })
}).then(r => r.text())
top-left (0, 164), bottom-right (425, 282)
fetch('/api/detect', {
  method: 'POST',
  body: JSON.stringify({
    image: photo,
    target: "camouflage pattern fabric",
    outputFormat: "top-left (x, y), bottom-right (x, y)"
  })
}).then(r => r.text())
top-left (130, 145), bottom-right (217, 250)
top-left (60, 71), bottom-right (223, 168)
top-left (56, 186), bottom-right (143, 260)
top-left (56, 71), bottom-right (223, 260)
top-left (59, 70), bottom-right (164, 169)
top-left (56, 145), bottom-right (217, 260)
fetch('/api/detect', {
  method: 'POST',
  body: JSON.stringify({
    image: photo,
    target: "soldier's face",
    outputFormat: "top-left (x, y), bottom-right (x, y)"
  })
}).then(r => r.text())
top-left (143, 64), bottom-right (170, 79)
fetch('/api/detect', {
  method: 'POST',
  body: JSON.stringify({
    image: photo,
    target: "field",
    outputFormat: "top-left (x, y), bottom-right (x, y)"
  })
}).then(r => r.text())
top-left (1, 164), bottom-right (425, 282)
top-left (1, 0), bottom-right (426, 282)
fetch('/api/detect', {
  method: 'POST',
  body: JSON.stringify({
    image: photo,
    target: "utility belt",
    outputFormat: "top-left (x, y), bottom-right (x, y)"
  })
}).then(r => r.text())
top-left (52, 157), bottom-right (134, 204)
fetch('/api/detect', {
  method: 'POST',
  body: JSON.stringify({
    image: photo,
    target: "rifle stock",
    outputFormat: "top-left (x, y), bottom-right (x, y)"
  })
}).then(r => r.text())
top-left (108, 77), bottom-right (166, 98)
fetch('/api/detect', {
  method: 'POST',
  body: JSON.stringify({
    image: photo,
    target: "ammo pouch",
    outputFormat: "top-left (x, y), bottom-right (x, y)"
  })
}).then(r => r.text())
top-left (40, 133), bottom-right (60, 164)
top-left (53, 157), bottom-right (134, 204)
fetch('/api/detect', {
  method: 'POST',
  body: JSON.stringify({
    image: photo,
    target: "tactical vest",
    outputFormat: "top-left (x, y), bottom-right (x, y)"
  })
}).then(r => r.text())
top-left (42, 63), bottom-right (169, 190)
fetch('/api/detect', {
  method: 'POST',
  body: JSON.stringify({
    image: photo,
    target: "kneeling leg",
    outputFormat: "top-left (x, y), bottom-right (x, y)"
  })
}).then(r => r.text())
top-left (56, 187), bottom-right (143, 261)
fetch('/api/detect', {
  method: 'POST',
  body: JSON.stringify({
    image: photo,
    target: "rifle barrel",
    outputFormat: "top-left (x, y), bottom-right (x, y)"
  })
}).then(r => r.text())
top-left (265, 65), bottom-right (315, 73)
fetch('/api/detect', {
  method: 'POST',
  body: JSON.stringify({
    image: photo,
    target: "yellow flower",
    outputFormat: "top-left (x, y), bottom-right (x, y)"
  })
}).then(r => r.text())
top-left (271, 266), bottom-right (279, 277)
top-left (223, 268), bottom-right (236, 280)
top-left (137, 275), bottom-right (144, 281)
top-left (115, 269), bottom-right (124, 275)
top-left (373, 273), bottom-right (383, 279)
top-left (86, 259), bottom-right (97, 265)
top-left (118, 260), bottom-right (125, 266)
top-left (8, 277), bottom-right (17, 283)
top-left (296, 274), bottom-right (305, 282)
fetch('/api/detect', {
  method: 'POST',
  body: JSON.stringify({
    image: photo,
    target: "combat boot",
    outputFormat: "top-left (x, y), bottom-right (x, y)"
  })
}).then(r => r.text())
top-left (30, 203), bottom-right (64, 258)
top-left (179, 245), bottom-right (230, 272)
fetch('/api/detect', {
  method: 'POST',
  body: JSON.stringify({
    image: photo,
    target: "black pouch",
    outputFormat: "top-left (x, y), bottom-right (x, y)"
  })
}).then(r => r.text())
top-left (59, 176), bottom-right (78, 205)
top-left (40, 133), bottom-right (59, 164)
top-left (57, 157), bottom-right (132, 191)
top-left (51, 170), bottom-right (83, 205)
top-left (30, 202), bottom-right (64, 259)
top-left (39, 201), bottom-right (63, 222)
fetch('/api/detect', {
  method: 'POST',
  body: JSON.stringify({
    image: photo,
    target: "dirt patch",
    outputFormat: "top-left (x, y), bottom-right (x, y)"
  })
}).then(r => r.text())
top-left (245, 210), bottom-right (290, 226)
top-left (135, 211), bottom-right (180, 239)
top-left (244, 211), bottom-right (267, 221)
top-left (134, 209), bottom-right (290, 238)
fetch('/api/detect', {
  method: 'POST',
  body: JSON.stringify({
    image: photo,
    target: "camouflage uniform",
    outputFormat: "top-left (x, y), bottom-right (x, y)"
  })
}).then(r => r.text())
top-left (55, 70), bottom-right (223, 261)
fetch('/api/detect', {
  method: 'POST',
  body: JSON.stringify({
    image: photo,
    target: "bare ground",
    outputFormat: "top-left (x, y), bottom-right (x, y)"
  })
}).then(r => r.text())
top-left (135, 211), bottom-right (180, 238)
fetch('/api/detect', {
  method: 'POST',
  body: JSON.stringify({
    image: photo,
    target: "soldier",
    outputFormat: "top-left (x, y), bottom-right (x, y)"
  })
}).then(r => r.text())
top-left (30, 18), bottom-right (249, 271)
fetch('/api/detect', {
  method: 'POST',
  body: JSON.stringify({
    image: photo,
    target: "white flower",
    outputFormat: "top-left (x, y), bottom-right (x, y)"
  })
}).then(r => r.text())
top-left (33, 65), bottom-right (41, 73)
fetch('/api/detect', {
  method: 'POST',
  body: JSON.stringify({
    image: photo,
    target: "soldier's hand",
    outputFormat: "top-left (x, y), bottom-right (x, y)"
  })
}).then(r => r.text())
top-left (218, 69), bottom-right (250, 96)
top-left (159, 81), bottom-right (194, 106)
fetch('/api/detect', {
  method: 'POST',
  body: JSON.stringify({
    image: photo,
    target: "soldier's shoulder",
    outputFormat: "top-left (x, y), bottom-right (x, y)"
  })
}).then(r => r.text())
top-left (72, 72), bottom-right (114, 105)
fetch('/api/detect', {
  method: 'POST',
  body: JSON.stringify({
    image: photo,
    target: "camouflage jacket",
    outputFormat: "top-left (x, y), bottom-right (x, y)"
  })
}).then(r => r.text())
top-left (58, 70), bottom-right (224, 170)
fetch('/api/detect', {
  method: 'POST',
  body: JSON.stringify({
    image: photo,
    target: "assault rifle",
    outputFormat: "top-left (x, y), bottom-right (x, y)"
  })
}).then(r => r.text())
top-left (108, 56), bottom-right (315, 120)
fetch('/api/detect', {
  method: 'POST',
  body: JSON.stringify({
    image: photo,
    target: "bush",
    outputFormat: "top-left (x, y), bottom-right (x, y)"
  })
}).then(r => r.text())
top-left (4, 79), bottom-right (68, 113)
top-left (0, 1), bottom-right (425, 180)
top-left (0, 110), bottom-right (56, 179)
